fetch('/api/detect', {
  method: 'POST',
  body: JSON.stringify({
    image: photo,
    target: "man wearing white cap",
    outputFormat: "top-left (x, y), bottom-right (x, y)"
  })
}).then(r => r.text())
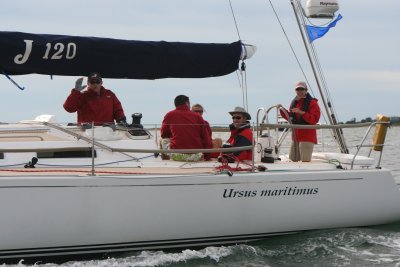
top-left (277, 81), bottom-right (320, 162)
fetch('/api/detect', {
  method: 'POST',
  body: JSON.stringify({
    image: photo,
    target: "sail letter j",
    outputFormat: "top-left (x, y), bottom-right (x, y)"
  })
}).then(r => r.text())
top-left (14, 40), bottom-right (33, 64)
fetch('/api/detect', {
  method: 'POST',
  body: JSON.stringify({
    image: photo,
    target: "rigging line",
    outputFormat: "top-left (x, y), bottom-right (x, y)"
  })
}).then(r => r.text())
top-left (235, 70), bottom-right (243, 89)
top-left (313, 48), bottom-right (336, 118)
top-left (229, 0), bottom-right (246, 109)
top-left (308, 17), bottom-right (343, 123)
top-left (291, 2), bottom-right (319, 97)
top-left (298, 19), bottom-right (330, 126)
top-left (237, 61), bottom-right (249, 111)
top-left (2, 72), bottom-right (25, 90)
top-left (228, 0), bottom-right (242, 40)
top-left (308, 43), bottom-right (332, 126)
top-left (235, 65), bottom-right (245, 109)
top-left (295, 2), bottom-right (331, 115)
top-left (300, 8), bottom-right (332, 129)
top-left (293, 0), bottom-right (347, 152)
top-left (240, 69), bottom-right (246, 109)
top-left (228, 1), bottom-right (250, 110)
top-left (315, 53), bottom-right (340, 123)
top-left (242, 62), bottom-right (249, 111)
top-left (266, 0), bottom-right (316, 98)
top-left (307, 33), bottom-right (341, 126)
top-left (267, 0), bottom-right (329, 125)
top-left (290, 1), bottom-right (330, 130)
top-left (244, 71), bottom-right (248, 111)
top-left (308, 40), bottom-right (330, 99)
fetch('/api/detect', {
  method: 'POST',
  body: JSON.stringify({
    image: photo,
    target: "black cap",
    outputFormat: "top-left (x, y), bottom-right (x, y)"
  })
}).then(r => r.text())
top-left (88, 72), bottom-right (102, 82)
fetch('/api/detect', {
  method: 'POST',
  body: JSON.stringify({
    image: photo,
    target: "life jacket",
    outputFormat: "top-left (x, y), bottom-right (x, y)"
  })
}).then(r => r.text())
top-left (289, 93), bottom-right (315, 125)
top-left (227, 122), bottom-right (253, 160)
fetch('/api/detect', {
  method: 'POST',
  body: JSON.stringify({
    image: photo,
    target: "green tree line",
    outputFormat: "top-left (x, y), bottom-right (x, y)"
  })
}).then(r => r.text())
top-left (342, 116), bottom-right (400, 125)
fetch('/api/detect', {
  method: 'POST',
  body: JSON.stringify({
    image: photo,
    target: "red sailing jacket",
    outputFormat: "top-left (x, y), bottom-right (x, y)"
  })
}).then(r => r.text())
top-left (204, 119), bottom-right (220, 159)
top-left (204, 119), bottom-right (212, 139)
top-left (63, 87), bottom-right (125, 125)
top-left (161, 104), bottom-right (213, 158)
top-left (227, 124), bottom-right (253, 161)
top-left (280, 97), bottom-right (320, 144)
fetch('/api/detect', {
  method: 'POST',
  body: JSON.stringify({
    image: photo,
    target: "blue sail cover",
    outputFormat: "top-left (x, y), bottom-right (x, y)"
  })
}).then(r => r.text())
top-left (0, 31), bottom-right (242, 79)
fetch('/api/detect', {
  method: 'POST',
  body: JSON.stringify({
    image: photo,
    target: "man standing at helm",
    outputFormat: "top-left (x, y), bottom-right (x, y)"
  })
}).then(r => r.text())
top-left (63, 72), bottom-right (127, 126)
top-left (277, 81), bottom-right (320, 162)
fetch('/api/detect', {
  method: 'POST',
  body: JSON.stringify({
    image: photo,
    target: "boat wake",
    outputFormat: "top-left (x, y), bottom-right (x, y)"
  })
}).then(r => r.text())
top-left (34, 246), bottom-right (234, 267)
top-left (8, 228), bottom-right (400, 267)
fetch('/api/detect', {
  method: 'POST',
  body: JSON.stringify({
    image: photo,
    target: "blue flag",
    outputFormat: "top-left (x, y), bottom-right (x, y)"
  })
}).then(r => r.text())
top-left (306, 14), bottom-right (343, 42)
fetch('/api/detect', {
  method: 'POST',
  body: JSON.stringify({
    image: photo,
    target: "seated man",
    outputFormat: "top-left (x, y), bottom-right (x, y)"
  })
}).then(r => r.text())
top-left (191, 103), bottom-right (222, 158)
top-left (63, 72), bottom-right (127, 126)
top-left (220, 106), bottom-right (253, 162)
top-left (161, 95), bottom-right (213, 161)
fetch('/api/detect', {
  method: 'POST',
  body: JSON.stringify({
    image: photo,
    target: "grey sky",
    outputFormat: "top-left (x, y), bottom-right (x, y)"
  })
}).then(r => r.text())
top-left (0, 0), bottom-right (398, 125)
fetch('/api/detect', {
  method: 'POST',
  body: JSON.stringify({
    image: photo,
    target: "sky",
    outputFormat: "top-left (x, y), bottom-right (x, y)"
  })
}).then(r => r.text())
top-left (0, 0), bottom-right (399, 126)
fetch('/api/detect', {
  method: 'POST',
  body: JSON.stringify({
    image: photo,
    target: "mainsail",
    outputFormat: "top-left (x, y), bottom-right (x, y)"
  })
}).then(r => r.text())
top-left (0, 31), bottom-right (242, 79)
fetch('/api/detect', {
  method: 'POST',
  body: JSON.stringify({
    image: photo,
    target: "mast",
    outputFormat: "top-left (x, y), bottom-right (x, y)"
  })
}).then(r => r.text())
top-left (290, 0), bottom-right (348, 153)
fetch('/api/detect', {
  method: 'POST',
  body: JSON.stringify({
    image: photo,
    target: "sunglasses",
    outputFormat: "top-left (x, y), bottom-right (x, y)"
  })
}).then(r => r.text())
top-left (193, 110), bottom-right (203, 114)
top-left (232, 116), bottom-right (243, 120)
top-left (89, 80), bottom-right (101, 84)
top-left (295, 87), bottom-right (306, 91)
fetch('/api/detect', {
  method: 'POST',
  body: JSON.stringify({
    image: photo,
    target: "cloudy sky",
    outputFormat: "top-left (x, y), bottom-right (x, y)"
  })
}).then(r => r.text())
top-left (0, 0), bottom-right (398, 126)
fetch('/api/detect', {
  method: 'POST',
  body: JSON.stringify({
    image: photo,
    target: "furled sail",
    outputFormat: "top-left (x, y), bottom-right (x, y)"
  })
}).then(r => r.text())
top-left (0, 31), bottom-right (242, 79)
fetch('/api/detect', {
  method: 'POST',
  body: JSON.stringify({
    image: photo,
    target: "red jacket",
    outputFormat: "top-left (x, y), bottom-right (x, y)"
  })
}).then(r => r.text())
top-left (204, 119), bottom-right (212, 139)
top-left (204, 119), bottom-right (220, 159)
top-left (227, 123), bottom-right (253, 161)
top-left (63, 87), bottom-right (125, 125)
top-left (280, 97), bottom-right (320, 144)
top-left (161, 104), bottom-right (213, 157)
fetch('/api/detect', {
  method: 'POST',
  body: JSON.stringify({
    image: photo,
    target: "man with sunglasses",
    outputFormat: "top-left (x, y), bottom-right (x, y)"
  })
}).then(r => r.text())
top-left (63, 72), bottom-right (127, 126)
top-left (219, 106), bottom-right (253, 162)
top-left (277, 81), bottom-right (320, 162)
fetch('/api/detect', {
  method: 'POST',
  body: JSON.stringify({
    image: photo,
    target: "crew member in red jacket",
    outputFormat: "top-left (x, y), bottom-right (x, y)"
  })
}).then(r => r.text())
top-left (161, 95), bottom-right (213, 160)
top-left (63, 72), bottom-right (126, 126)
top-left (191, 104), bottom-right (222, 158)
top-left (222, 106), bottom-right (253, 161)
top-left (277, 81), bottom-right (321, 162)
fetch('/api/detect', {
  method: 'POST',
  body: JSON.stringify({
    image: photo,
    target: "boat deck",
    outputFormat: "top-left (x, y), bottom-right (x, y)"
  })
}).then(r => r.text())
top-left (0, 158), bottom-right (343, 177)
top-left (0, 122), bottom-right (379, 179)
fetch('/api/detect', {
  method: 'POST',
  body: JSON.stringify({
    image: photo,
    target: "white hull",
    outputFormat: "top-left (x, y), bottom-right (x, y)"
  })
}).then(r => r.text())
top-left (0, 166), bottom-right (399, 259)
top-left (0, 120), bottom-right (398, 260)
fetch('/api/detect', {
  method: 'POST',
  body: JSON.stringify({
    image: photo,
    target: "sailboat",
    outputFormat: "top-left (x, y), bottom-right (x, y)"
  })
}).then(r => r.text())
top-left (0, 0), bottom-right (398, 262)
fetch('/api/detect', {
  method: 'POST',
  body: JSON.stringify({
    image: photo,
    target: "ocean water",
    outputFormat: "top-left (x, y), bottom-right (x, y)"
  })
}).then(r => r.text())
top-left (4, 126), bottom-right (400, 267)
